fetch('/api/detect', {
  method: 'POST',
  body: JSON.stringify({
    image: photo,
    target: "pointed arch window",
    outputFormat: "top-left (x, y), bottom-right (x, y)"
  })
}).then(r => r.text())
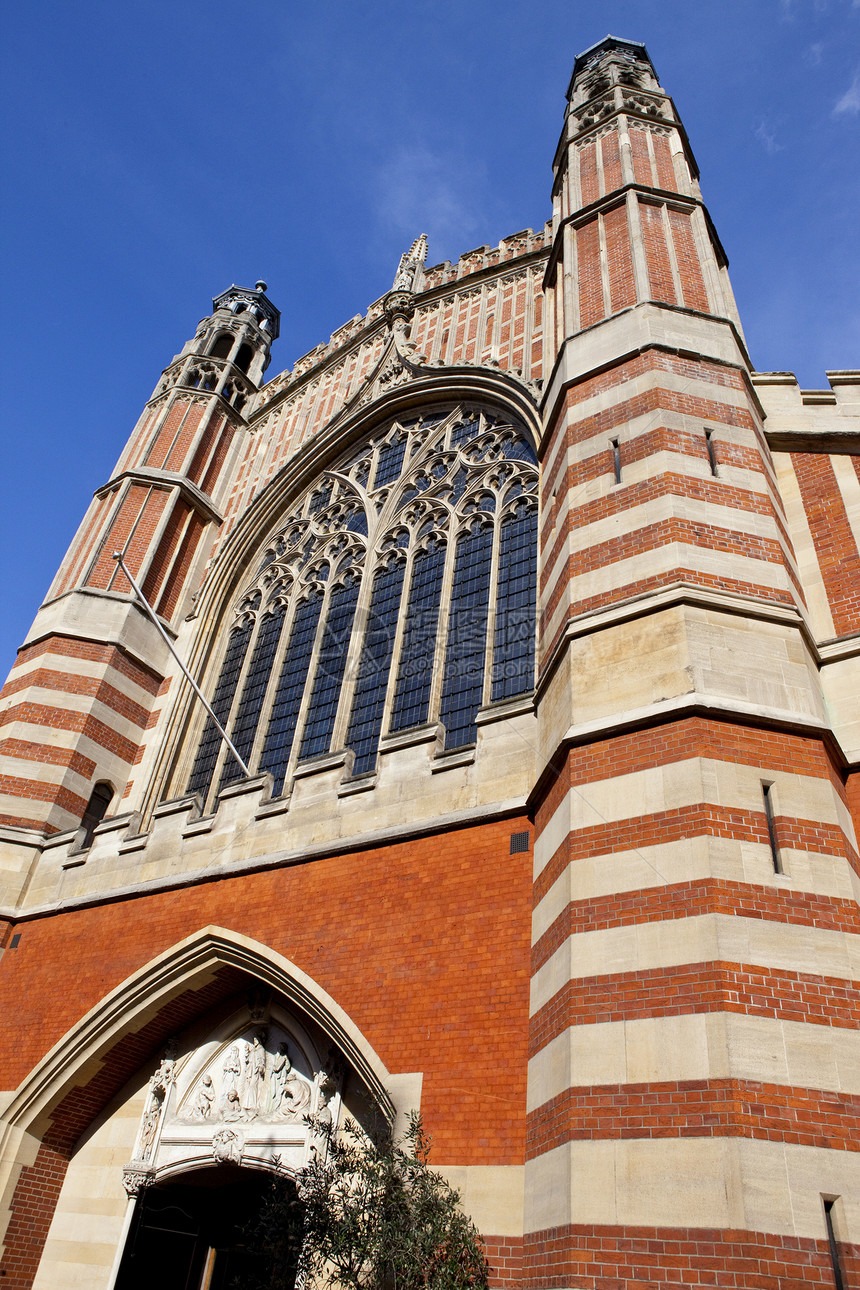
top-left (183, 405), bottom-right (538, 809)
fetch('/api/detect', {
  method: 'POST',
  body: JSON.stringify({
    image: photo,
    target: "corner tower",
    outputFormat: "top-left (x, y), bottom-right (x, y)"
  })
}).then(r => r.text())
top-left (528, 36), bottom-right (858, 1288)
top-left (0, 284), bottom-right (279, 848)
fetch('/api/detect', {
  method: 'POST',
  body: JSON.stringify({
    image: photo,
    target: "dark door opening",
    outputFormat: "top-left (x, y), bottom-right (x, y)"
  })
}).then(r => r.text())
top-left (115, 1165), bottom-right (300, 1290)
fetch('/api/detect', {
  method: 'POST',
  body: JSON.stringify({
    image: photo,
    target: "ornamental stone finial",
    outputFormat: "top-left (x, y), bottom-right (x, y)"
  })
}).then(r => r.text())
top-left (392, 235), bottom-right (428, 292)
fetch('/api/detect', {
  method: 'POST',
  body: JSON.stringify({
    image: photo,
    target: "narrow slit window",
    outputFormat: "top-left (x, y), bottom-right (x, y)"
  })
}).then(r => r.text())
top-left (762, 781), bottom-right (781, 873)
top-left (824, 1199), bottom-right (845, 1290)
top-left (611, 438), bottom-right (622, 484)
top-left (705, 428), bottom-right (718, 476)
top-left (79, 781), bottom-right (114, 849)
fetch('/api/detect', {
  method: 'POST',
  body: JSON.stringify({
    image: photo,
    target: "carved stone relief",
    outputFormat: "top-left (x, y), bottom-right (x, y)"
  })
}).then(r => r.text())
top-left (123, 1014), bottom-right (342, 1183)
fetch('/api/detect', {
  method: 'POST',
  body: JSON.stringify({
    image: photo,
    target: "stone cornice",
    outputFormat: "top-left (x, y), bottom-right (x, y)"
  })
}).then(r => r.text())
top-left (95, 467), bottom-right (222, 525)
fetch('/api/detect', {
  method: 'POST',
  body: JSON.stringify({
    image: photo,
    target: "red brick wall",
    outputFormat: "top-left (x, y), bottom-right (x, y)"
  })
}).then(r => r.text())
top-left (791, 453), bottom-right (860, 637)
top-left (0, 819), bottom-right (532, 1152)
top-left (576, 219), bottom-right (603, 330)
top-left (0, 819), bottom-right (532, 1285)
top-left (639, 201), bottom-right (676, 304)
top-left (522, 1224), bottom-right (860, 1289)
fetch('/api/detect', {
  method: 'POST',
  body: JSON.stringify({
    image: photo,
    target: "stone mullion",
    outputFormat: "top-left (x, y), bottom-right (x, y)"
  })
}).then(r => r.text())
top-left (644, 127), bottom-right (659, 188)
top-left (146, 398), bottom-right (197, 470)
top-left (627, 191), bottom-right (651, 303)
top-left (444, 295), bottom-right (462, 366)
top-left (595, 132), bottom-right (606, 197)
top-left (561, 153), bottom-right (572, 221)
top-left (522, 271), bottom-right (535, 378)
top-left (597, 212), bottom-right (612, 319)
top-left (475, 285), bottom-right (489, 365)
top-left (81, 480), bottom-right (134, 589)
top-left (138, 487), bottom-right (184, 603)
top-left (489, 279), bottom-right (502, 363)
top-left (147, 492), bottom-right (199, 615)
top-left (182, 400), bottom-right (227, 488)
top-left (429, 301), bottom-right (447, 364)
top-left (104, 484), bottom-right (164, 593)
top-left (54, 492), bottom-right (113, 595)
top-left (660, 202), bottom-right (684, 306)
top-left (689, 203), bottom-right (724, 317)
top-left (617, 115), bottom-right (636, 186)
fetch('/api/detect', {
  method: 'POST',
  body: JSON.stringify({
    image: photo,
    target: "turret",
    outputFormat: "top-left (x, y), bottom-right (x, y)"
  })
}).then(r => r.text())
top-left (0, 286), bottom-right (278, 844)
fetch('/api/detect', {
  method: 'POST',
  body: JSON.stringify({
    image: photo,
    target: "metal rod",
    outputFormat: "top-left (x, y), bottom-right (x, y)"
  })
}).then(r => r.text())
top-left (112, 552), bottom-right (251, 778)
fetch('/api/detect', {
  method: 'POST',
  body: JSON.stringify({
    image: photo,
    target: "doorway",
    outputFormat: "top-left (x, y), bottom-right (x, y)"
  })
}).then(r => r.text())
top-left (114, 1165), bottom-right (300, 1290)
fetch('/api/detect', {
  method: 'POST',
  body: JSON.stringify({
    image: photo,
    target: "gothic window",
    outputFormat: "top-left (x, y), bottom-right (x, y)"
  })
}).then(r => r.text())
top-left (185, 405), bottom-right (538, 809)
top-left (234, 343), bottom-right (254, 374)
top-left (209, 333), bottom-right (233, 360)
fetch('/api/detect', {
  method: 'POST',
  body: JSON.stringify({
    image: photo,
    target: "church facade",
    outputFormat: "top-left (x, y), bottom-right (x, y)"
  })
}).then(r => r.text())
top-left (1, 36), bottom-right (858, 1290)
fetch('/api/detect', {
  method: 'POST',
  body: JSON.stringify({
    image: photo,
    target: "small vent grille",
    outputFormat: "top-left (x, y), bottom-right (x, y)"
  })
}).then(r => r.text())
top-left (9, 933), bottom-right (21, 949)
top-left (510, 831), bottom-right (530, 854)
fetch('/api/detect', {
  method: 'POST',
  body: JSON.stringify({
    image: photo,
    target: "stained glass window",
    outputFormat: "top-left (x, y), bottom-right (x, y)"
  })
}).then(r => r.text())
top-left (187, 622), bottom-right (252, 799)
top-left (219, 608), bottom-right (285, 791)
top-left (390, 540), bottom-right (446, 733)
top-left (184, 404), bottom-right (538, 805)
top-left (373, 435), bottom-right (407, 488)
top-left (299, 574), bottom-right (360, 760)
top-left (346, 559), bottom-right (406, 773)
top-left (259, 591), bottom-right (323, 793)
top-left (439, 523), bottom-right (493, 749)
top-left (492, 504), bottom-right (537, 702)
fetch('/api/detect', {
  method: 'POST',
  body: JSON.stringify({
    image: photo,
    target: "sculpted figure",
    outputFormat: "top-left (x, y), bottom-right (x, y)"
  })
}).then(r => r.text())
top-left (221, 1044), bottom-right (242, 1116)
top-left (393, 261), bottom-right (415, 291)
top-left (137, 1102), bottom-right (161, 1161)
top-left (268, 1040), bottom-right (291, 1118)
top-left (212, 1127), bottom-right (243, 1166)
top-left (309, 1083), bottom-right (334, 1162)
top-left (192, 1074), bottom-right (215, 1120)
top-left (269, 1040), bottom-right (311, 1120)
top-left (240, 1033), bottom-right (267, 1118)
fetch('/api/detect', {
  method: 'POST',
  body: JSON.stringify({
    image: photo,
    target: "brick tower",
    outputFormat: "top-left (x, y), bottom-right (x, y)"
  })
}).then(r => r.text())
top-left (0, 35), bottom-right (857, 1290)
top-left (528, 36), bottom-right (859, 1286)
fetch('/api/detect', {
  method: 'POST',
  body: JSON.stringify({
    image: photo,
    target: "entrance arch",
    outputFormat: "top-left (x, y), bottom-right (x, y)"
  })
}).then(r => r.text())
top-left (0, 927), bottom-right (406, 1290)
top-left (114, 1166), bottom-right (300, 1290)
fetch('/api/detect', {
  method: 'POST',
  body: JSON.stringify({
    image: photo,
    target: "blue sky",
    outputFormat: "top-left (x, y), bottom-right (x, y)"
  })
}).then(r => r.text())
top-left (2, 0), bottom-right (858, 677)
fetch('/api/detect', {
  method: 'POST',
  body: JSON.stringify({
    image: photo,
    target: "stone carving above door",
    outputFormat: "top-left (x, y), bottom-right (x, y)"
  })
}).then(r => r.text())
top-left (177, 1024), bottom-right (314, 1125)
top-left (124, 1009), bottom-right (342, 1186)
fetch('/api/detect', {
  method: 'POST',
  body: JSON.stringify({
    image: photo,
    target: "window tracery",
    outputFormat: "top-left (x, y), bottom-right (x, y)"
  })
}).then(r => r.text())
top-left (187, 404), bottom-right (538, 808)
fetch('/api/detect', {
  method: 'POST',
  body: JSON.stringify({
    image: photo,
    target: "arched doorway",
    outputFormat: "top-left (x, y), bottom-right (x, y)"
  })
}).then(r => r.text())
top-left (115, 1165), bottom-right (300, 1290)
